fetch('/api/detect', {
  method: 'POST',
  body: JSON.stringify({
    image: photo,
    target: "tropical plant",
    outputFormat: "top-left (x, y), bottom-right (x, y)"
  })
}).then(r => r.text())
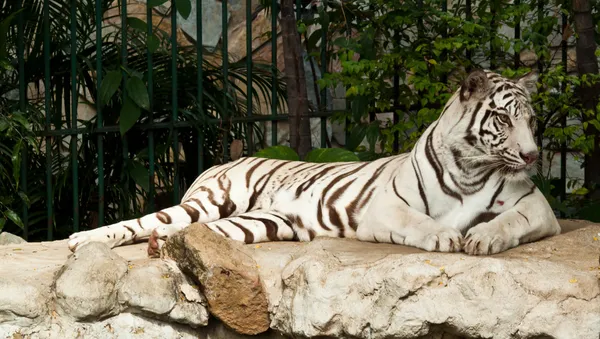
top-left (0, 0), bottom-right (286, 240)
top-left (293, 0), bottom-right (600, 220)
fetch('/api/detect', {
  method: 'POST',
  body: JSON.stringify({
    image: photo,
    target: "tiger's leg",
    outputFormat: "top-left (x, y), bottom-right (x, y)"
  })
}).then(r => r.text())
top-left (147, 210), bottom-right (296, 257)
top-left (67, 196), bottom-right (226, 252)
top-left (463, 188), bottom-right (560, 255)
top-left (357, 195), bottom-right (464, 252)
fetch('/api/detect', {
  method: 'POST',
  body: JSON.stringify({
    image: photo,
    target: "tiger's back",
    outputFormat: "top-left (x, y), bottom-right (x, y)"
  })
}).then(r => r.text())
top-left (180, 155), bottom-right (411, 241)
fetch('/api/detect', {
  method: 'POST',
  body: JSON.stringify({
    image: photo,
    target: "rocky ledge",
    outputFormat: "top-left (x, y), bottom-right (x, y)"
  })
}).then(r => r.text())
top-left (0, 219), bottom-right (599, 339)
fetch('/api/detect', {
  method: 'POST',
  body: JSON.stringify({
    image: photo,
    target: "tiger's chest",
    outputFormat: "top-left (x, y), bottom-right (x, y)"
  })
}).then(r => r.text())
top-left (429, 179), bottom-right (525, 233)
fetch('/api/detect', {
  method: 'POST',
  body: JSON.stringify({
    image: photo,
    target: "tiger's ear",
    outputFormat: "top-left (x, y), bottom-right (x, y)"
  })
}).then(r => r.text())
top-left (516, 71), bottom-right (539, 96)
top-left (459, 69), bottom-right (490, 102)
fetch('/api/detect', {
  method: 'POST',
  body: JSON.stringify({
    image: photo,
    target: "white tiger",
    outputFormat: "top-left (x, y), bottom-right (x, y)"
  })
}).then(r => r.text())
top-left (68, 69), bottom-right (561, 256)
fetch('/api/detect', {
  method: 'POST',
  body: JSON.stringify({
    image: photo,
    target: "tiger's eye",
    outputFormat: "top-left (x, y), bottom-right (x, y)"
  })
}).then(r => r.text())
top-left (497, 114), bottom-right (511, 125)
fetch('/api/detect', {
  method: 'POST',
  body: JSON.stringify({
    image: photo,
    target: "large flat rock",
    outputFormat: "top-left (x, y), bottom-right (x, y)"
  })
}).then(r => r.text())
top-left (1, 219), bottom-right (599, 338)
top-left (164, 219), bottom-right (600, 339)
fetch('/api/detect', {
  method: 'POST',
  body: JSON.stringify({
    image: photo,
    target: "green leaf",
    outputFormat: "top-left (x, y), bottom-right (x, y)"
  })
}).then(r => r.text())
top-left (351, 96), bottom-right (368, 122)
top-left (126, 17), bottom-right (148, 32)
top-left (346, 124), bottom-right (367, 151)
top-left (12, 113), bottom-right (30, 129)
top-left (147, 0), bottom-right (169, 7)
top-left (128, 161), bottom-right (150, 192)
top-left (254, 145), bottom-right (299, 161)
top-left (0, 119), bottom-right (8, 132)
top-left (18, 191), bottom-right (30, 207)
top-left (356, 151), bottom-right (382, 161)
top-left (98, 70), bottom-right (122, 107)
top-left (11, 141), bottom-right (22, 187)
top-left (0, 9), bottom-right (24, 61)
top-left (126, 76), bottom-right (150, 111)
top-left (5, 209), bottom-right (24, 229)
top-left (119, 96), bottom-right (142, 136)
top-left (304, 148), bottom-right (360, 163)
top-left (366, 123), bottom-right (380, 152)
top-left (0, 218), bottom-right (5, 231)
top-left (573, 187), bottom-right (589, 195)
top-left (175, 0), bottom-right (192, 19)
top-left (147, 34), bottom-right (160, 53)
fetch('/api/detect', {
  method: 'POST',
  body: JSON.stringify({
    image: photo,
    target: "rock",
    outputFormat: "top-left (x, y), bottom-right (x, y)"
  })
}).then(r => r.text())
top-left (118, 259), bottom-right (209, 327)
top-left (1, 312), bottom-right (278, 339)
top-left (0, 232), bottom-right (26, 245)
top-left (54, 242), bottom-right (128, 320)
top-left (1, 220), bottom-right (599, 338)
top-left (119, 259), bottom-right (178, 315)
top-left (162, 222), bottom-right (270, 335)
top-left (263, 224), bottom-right (600, 339)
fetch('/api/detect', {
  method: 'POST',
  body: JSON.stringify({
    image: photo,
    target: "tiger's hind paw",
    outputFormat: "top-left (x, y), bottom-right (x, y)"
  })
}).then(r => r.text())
top-left (147, 228), bottom-right (167, 258)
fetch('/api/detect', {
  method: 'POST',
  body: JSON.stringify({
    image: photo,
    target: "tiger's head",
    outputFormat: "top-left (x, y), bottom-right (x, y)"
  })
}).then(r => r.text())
top-left (446, 69), bottom-right (539, 180)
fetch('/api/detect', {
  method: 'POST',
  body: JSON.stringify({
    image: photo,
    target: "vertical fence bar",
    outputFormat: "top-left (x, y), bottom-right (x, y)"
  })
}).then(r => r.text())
top-left (271, 0), bottom-right (278, 146)
top-left (441, 0), bottom-right (448, 83)
top-left (121, 0), bottom-right (129, 219)
top-left (514, 0), bottom-right (520, 68)
top-left (44, 0), bottom-right (53, 240)
top-left (392, 30), bottom-right (400, 153)
top-left (535, 0), bottom-right (544, 164)
top-left (70, 0), bottom-right (79, 232)
top-left (96, 0), bottom-right (105, 227)
top-left (489, 0), bottom-right (497, 69)
top-left (171, 0), bottom-right (180, 203)
top-left (196, 1), bottom-right (204, 173)
top-left (320, 0), bottom-right (328, 148)
top-left (222, 0), bottom-right (230, 161)
top-left (536, 0), bottom-right (543, 74)
top-left (147, 2), bottom-right (155, 213)
top-left (559, 11), bottom-right (568, 214)
top-left (17, 0), bottom-right (28, 239)
top-left (465, 0), bottom-right (472, 62)
top-left (246, 0), bottom-right (254, 155)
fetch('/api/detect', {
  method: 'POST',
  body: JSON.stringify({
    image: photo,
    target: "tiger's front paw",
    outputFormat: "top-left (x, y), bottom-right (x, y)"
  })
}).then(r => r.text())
top-left (405, 228), bottom-right (464, 253)
top-left (68, 232), bottom-right (92, 252)
top-left (464, 223), bottom-right (517, 255)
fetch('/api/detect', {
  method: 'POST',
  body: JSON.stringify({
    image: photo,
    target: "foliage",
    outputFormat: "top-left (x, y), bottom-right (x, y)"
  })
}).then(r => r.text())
top-left (0, 0), bottom-right (285, 240)
top-left (254, 145), bottom-right (301, 161)
top-left (255, 145), bottom-right (360, 163)
top-left (298, 0), bottom-right (600, 219)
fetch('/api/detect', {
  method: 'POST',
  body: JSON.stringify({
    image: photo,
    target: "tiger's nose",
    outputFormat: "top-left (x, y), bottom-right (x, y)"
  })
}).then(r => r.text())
top-left (519, 151), bottom-right (538, 165)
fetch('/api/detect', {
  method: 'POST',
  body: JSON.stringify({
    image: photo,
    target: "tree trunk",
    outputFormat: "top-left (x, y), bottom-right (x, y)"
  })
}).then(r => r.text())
top-left (572, 0), bottom-right (600, 197)
top-left (280, 0), bottom-right (312, 159)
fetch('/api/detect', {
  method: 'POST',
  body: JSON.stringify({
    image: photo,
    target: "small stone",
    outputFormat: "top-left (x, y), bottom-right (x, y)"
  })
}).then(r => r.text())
top-left (0, 232), bottom-right (26, 245)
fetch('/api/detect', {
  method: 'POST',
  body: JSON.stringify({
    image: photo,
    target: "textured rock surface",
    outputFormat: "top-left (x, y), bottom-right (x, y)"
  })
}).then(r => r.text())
top-left (163, 222), bottom-right (270, 335)
top-left (0, 232), bottom-right (26, 245)
top-left (162, 219), bottom-right (600, 339)
top-left (55, 242), bottom-right (129, 320)
top-left (1, 219), bottom-right (599, 339)
top-left (0, 312), bottom-right (282, 339)
top-left (0, 239), bottom-right (211, 337)
top-left (262, 221), bottom-right (600, 339)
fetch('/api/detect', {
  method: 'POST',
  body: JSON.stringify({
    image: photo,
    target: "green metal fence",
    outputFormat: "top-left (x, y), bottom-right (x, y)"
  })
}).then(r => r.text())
top-left (6, 0), bottom-right (576, 240)
top-left (9, 0), bottom-right (337, 240)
